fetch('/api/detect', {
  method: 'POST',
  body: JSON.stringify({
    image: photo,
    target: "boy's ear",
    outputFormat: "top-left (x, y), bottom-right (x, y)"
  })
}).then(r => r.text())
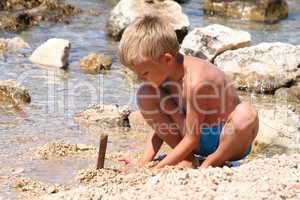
top-left (161, 53), bottom-right (173, 65)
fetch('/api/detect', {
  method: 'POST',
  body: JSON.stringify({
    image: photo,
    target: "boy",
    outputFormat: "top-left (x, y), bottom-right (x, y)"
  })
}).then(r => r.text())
top-left (118, 15), bottom-right (259, 168)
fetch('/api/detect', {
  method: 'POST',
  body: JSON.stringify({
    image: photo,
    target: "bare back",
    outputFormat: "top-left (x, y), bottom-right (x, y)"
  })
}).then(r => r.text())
top-left (164, 56), bottom-right (240, 126)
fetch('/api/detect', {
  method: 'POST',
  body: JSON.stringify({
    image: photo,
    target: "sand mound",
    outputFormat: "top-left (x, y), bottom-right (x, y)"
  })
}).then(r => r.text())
top-left (41, 154), bottom-right (300, 200)
top-left (33, 141), bottom-right (96, 160)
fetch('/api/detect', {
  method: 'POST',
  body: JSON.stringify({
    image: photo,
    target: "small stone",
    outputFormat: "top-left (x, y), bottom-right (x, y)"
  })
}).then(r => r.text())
top-left (88, 9), bottom-right (102, 16)
top-left (223, 166), bottom-right (233, 175)
top-left (0, 80), bottom-right (31, 111)
top-left (6, 37), bottom-right (29, 50)
top-left (29, 38), bottom-right (71, 68)
top-left (0, 40), bottom-right (8, 53)
top-left (0, 37), bottom-right (29, 53)
top-left (76, 144), bottom-right (95, 151)
top-left (47, 185), bottom-right (59, 194)
top-left (79, 53), bottom-right (112, 74)
top-left (11, 168), bottom-right (24, 175)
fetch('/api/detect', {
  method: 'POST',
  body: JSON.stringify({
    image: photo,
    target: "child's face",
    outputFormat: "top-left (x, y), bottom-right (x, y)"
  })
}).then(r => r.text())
top-left (129, 53), bottom-right (175, 86)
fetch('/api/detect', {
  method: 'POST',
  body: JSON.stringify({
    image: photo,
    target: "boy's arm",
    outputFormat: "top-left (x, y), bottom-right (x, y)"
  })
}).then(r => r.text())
top-left (138, 86), bottom-right (186, 167)
top-left (139, 131), bottom-right (163, 166)
top-left (155, 84), bottom-right (205, 168)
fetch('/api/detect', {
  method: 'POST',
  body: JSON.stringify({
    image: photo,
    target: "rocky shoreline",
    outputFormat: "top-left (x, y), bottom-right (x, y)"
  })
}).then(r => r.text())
top-left (1, 0), bottom-right (300, 200)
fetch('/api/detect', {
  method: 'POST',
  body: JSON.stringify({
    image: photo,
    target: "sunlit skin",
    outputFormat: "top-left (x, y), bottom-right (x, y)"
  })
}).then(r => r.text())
top-left (127, 53), bottom-right (259, 169)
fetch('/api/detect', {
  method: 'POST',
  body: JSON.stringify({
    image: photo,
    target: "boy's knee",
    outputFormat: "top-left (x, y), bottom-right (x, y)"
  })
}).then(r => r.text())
top-left (231, 103), bottom-right (258, 131)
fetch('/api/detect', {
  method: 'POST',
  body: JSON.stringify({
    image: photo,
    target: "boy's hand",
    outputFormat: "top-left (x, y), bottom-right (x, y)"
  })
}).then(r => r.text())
top-left (117, 156), bottom-right (139, 173)
top-left (117, 156), bottom-right (150, 167)
top-left (117, 156), bottom-right (136, 166)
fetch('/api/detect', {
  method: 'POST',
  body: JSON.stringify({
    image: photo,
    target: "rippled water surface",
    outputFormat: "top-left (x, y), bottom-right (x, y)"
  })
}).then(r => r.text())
top-left (0, 0), bottom-right (300, 198)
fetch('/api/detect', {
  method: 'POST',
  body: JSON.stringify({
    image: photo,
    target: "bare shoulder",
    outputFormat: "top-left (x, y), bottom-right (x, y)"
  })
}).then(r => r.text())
top-left (183, 55), bottom-right (226, 87)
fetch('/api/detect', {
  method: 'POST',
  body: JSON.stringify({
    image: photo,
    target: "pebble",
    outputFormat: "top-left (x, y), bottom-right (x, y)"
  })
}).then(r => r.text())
top-left (11, 168), bottom-right (24, 175)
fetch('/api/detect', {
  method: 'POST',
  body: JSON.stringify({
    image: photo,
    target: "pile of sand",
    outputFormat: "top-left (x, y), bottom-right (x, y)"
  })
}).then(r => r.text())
top-left (33, 141), bottom-right (96, 160)
top-left (41, 154), bottom-right (300, 200)
top-left (11, 176), bottom-right (68, 198)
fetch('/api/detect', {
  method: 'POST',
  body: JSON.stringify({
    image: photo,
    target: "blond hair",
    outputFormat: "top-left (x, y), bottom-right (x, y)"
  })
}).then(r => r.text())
top-left (118, 14), bottom-right (179, 67)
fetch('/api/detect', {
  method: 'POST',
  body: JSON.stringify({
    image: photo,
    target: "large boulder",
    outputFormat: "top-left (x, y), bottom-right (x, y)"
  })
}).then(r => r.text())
top-left (106, 0), bottom-right (190, 42)
top-left (79, 53), bottom-right (112, 74)
top-left (106, 0), bottom-right (190, 6)
top-left (29, 38), bottom-right (71, 68)
top-left (0, 80), bottom-right (31, 111)
top-left (180, 24), bottom-right (251, 61)
top-left (74, 104), bottom-right (131, 129)
top-left (202, 0), bottom-right (288, 23)
top-left (214, 43), bottom-right (300, 93)
top-left (255, 105), bottom-right (300, 152)
top-left (0, 0), bottom-right (80, 32)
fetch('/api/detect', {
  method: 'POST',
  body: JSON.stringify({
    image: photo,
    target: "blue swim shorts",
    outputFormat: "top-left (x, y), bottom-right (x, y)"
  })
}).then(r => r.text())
top-left (195, 123), bottom-right (252, 161)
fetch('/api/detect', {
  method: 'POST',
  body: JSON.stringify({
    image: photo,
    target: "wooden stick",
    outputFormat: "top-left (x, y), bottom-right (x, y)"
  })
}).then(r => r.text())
top-left (96, 134), bottom-right (108, 169)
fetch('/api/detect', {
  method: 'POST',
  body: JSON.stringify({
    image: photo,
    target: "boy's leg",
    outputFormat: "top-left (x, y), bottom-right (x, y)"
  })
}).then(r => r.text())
top-left (137, 84), bottom-right (195, 167)
top-left (201, 102), bottom-right (259, 168)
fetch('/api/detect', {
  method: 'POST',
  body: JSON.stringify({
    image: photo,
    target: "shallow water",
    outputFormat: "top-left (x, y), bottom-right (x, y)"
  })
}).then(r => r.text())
top-left (0, 0), bottom-right (300, 199)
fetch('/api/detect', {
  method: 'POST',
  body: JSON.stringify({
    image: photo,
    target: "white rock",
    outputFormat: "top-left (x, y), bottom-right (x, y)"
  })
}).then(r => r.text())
top-left (74, 104), bottom-right (131, 129)
top-left (180, 24), bottom-right (251, 61)
top-left (214, 42), bottom-right (300, 93)
top-left (255, 105), bottom-right (300, 151)
top-left (29, 38), bottom-right (71, 68)
top-left (107, 0), bottom-right (190, 42)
